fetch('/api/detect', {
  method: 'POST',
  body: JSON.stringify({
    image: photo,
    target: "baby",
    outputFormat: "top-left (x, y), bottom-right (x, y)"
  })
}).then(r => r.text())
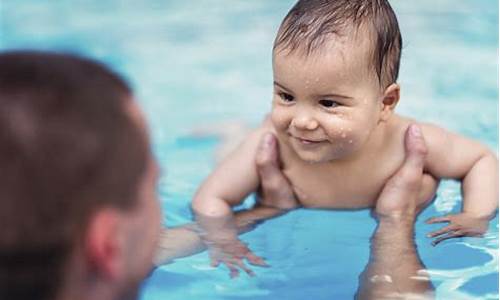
top-left (192, 0), bottom-right (498, 275)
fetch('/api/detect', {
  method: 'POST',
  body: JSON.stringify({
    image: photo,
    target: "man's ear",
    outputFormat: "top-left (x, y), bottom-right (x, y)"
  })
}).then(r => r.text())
top-left (379, 83), bottom-right (400, 122)
top-left (84, 208), bottom-right (125, 281)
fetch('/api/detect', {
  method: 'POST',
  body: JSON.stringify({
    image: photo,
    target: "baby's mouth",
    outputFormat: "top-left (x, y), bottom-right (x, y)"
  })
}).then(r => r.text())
top-left (292, 136), bottom-right (326, 145)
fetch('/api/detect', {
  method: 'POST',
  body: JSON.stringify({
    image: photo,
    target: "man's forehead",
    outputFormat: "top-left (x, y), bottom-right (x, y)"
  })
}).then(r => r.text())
top-left (124, 99), bottom-right (155, 149)
top-left (125, 99), bottom-right (148, 131)
top-left (152, 159), bottom-right (161, 179)
top-left (123, 98), bottom-right (159, 181)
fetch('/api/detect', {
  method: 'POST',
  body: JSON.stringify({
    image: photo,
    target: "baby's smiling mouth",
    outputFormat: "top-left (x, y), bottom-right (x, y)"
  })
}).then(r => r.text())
top-left (292, 135), bottom-right (327, 145)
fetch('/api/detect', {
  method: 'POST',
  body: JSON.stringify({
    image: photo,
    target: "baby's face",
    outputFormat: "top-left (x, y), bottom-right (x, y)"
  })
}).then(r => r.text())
top-left (271, 35), bottom-right (384, 163)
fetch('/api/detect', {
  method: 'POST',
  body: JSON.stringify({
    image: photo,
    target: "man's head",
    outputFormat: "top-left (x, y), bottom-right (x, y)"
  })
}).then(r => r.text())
top-left (271, 0), bottom-right (402, 163)
top-left (0, 51), bottom-right (161, 300)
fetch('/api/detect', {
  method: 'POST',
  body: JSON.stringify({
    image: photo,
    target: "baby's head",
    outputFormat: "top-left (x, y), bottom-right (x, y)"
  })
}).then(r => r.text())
top-left (270, 0), bottom-right (402, 163)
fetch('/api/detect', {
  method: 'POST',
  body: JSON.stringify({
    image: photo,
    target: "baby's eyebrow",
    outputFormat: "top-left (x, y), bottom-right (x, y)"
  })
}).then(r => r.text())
top-left (273, 81), bottom-right (292, 93)
top-left (274, 81), bottom-right (353, 101)
top-left (317, 92), bottom-right (353, 100)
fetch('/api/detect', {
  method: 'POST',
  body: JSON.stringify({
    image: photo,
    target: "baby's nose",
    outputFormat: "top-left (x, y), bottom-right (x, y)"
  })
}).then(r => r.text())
top-left (292, 113), bottom-right (319, 131)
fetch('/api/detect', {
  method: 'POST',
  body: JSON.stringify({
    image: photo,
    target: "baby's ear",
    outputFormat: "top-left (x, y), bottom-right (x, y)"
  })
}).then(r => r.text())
top-left (379, 83), bottom-right (400, 121)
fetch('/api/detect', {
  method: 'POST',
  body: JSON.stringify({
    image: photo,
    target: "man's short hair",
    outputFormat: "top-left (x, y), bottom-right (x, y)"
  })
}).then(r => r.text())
top-left (274, 0), bottom-right (402, 88)
top-left (0, 51), bottom-right (148, 300)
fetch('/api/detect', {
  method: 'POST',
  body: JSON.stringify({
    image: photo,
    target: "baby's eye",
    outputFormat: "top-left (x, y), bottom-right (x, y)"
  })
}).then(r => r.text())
top-left (279, 92), bottom-right (295, 102)
top-left (319, 99), bottom-right (339, 108)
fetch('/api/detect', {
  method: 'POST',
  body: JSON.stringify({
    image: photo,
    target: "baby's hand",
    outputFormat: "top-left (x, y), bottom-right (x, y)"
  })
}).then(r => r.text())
top-left (426, 212), bottom-right (489, 246)
top-left (206, 237), bottom-right (268, 278)
top-left (195, 212), bottom-right (268, 278)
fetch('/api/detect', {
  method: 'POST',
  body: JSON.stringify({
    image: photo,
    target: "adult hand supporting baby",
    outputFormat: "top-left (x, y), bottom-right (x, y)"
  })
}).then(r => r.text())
top-left (356, 124), bottom-right (434, 299)
top-left (374, 124), bottom-right (430, 220)
top-left (255, 132), bottom-right (300, 210)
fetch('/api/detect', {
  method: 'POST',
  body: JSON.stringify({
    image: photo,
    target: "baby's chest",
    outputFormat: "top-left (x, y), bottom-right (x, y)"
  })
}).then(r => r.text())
top-left (283, 164), bottom-right (397, 209)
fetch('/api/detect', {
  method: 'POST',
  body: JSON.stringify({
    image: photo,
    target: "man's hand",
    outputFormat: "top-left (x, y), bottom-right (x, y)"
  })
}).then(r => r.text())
top-left (255, 133), bottom-right (300, 210)
top-left (357, 124), bottom-right (435, 300)
top-left (375, 124), bottom-right (428, 221)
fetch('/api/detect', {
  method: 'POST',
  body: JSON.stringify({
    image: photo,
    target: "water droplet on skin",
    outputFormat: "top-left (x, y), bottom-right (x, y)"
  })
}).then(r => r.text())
top-left (348, 140), bottom-right (353, 144)
top-left (341, 132), bottom-right (347, 138)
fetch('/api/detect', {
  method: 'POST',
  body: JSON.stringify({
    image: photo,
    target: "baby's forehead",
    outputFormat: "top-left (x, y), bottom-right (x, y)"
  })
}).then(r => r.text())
top-left (273, 29), bottom-right (381, 93)
top-left (276, 23), bottom-right (375, 65)
top-left (275, 29), bottom-right (375, 75)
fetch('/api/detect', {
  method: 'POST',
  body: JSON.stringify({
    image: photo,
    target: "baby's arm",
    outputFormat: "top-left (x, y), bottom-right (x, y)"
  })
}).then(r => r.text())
top-left (192, 125), bottom-right (268, 215)
top-left (191, 124), bottom-right (272, 276)
top-left (420, 123), bottom-right (498, 244)
top-left (155, 133), bottom-right (298, 272)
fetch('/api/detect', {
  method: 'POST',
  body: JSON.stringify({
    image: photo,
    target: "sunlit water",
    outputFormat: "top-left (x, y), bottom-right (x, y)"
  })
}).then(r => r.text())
top-left (1, 1), bottom-right (498, 299)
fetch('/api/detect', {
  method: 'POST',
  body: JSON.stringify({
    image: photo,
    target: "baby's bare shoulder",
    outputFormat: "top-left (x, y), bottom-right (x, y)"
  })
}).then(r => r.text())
top-left (213, 116), bottom-right (275, 163)
top-left (390, 115), bottom-right (446, 145)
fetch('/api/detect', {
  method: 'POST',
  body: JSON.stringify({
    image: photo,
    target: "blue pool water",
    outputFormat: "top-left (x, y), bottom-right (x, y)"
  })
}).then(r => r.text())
top-left (1, 1), bottom-right (498, 299)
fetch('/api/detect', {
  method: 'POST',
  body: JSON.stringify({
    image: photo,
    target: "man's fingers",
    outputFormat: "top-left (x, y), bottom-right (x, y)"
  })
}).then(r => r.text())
top-left (390, 124), bottom-right (428, 187)
top-left (255, 133), bottom-right (285, 188)
top-left (426, 215), bottom-right (451, 224)
top-left (427, 224), bottom-right (456, 238)
top-left (255, 132), bottom-right (298, 209)
top-left (374, 124), bottom-right (429, 219)
top-left (255, 133), bottom-right (278, 169)
top-left (255, 133), bottom-right (284, 190)
top-left (380, 124), bottom-right (427, 198)
top-left (403, 124), bottom-right (428, 170)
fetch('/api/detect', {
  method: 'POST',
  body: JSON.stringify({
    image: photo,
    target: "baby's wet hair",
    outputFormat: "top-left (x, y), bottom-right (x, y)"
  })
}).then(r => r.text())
top-left (274, 0), bottom-right (402, 88)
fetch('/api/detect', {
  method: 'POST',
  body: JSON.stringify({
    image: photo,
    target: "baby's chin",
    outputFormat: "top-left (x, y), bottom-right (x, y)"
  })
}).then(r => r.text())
top-left (293, 145), bottom-right (354, 164)
top-left (294, 149), bottom-right (335, 164)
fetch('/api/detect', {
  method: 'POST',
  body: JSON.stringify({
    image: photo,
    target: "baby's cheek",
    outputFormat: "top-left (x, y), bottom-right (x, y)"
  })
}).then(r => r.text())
top-left (270, 107), bottom-right (290, 131)
top-left (324, 120), bottom-right (364, 151)
top-left (340, 126), bottom-right (372, 154)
